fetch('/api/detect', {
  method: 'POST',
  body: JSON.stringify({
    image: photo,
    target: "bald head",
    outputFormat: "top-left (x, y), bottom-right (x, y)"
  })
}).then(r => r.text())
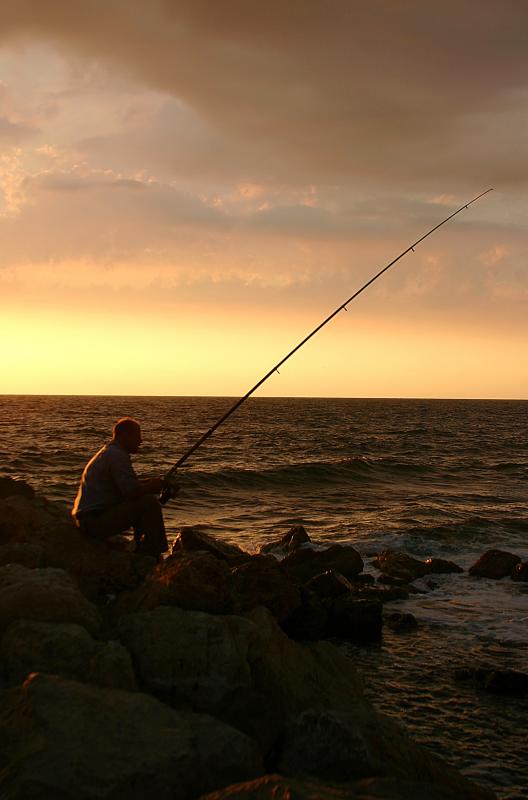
top-left (112, 417), bottom-right (142, 453)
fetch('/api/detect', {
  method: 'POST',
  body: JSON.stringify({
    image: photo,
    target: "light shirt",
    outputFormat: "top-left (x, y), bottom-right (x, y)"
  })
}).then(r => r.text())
top-left (72, 440), bottom-right (140, 516)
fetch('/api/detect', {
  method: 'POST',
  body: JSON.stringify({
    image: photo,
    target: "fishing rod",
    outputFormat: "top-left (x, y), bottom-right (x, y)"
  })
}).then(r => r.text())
top-left (160, 188), bottom-right (493, 504)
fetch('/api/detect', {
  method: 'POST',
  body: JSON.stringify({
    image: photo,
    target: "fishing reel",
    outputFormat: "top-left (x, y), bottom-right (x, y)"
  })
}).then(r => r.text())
top-left (159, 474), bottom-right (180, 506)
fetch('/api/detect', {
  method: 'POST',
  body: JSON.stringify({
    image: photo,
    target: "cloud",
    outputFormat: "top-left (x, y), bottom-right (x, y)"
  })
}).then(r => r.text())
top-left (1, 1), bottom-right (527, 190)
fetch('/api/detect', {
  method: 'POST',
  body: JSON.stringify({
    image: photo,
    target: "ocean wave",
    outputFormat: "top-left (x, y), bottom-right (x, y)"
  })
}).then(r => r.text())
top-left (180, 456), bottom-right (434, 491)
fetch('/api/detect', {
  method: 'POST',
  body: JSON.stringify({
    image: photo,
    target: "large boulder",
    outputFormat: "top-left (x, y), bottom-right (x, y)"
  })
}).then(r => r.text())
top-left (172, 527), bottom-right (252, 565)
top-left (468, 549), bottom-right (522, 579)
top-left (372, 551), bottom-right (429, 582)
top-left (275, 709), bottom-right (495, 799)
top-left (231, 555), bottom-right (301, 622)
top-left (0, 492), bottom-right (154, 599)
top-left (200, 773), bottom-right (490, 800)
top-left (0, 564), bottom-right (100, 635)
top-left (259, 525), bottom-right (311, 557)
top-left (0, 672), bottom-right (263, 800)
top-left (120, 551), bottom-right (235, 615)
top-left (118, 606), bottom-right (254, 708)
top-left (0, 619), bottom-right (137, 690)
top-left (282, 545), bottom-right (363, 584)
top-left (120, 605), bottom-right (366, 719)
top-left (245, 606), bottom-right (366, 714)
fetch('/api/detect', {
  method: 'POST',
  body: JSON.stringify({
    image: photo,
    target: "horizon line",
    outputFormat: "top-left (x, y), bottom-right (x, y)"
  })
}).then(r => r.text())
top-left (1, 393), bottom-right (527, 402)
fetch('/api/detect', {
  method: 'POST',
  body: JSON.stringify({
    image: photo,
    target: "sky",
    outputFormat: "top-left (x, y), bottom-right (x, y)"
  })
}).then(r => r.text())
top-left (0, 0), bottom-right (527, 398)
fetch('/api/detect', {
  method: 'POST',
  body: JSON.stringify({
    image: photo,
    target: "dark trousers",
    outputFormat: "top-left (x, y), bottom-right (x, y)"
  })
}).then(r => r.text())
top-left (76, 494), bottom-right (168, 557)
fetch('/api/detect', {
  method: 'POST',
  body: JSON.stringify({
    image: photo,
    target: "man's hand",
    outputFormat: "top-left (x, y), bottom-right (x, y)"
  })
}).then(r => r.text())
top-left (138, 477), bottom-right (167, 494)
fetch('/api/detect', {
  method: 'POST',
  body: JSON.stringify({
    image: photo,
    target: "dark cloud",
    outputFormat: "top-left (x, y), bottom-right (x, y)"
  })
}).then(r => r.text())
top-left (1, 1), bottom-right (527, 188)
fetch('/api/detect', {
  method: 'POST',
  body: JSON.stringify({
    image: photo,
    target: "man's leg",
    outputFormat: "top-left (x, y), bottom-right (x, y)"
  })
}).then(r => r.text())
top-left (79, 495), bottom-right (168, 557)
top-left (131, 494), bottom-right (168, 557)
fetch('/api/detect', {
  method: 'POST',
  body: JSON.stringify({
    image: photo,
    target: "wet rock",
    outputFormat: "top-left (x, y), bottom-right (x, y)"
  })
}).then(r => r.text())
top-left (118, 605), bottom-right (254, 709)
top-left (273, 709), bottom-right (495, 799)
top-left (172, 527), bottom-right (252, 565)
top-left (0, 541), bottom-right (44, 568)
top-left (120, 550), bottom-right (235, 615)
top-left (468, 549), bottom-right (522, 579)
top-left (327, 596), bottom-right (382, 642)
top-left (304, 569), bottom-right (353, 598)
top-left (511, 561), bottom-right (528, 582)
top-left (0, 476), bottom-right (34, 500)
top-left (0, 672), bottom-right (263, 800)
top-left (200, 773), bottom-right (492, 800)
top-left (455, 666), bottom-right (528, 695)
top-left (282, 544), bottom-right (363, 584)
top-left (372, 551), bottom-right (429, 582)
top-left (424, 557), bottom-right (464, 574)
top-left (347, 583), bottom-right (410, 603)
top-left (377, 573), bottom-right (409, 586)
top-left (384, 612), bottom-right (419, 633)
top-left (0, 619), bottom-right (137, 690)
top-left (281, 588), bottom-right (329, 641)
top-left (232, 555), bottom-right (301, 622)
top-left (0, 564), bottom-right (100, 635)
top-left (259, 525), bottom-right (311, 556)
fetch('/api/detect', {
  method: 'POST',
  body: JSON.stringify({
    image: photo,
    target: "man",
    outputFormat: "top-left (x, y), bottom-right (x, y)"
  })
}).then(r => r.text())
top-left (72, 417), bottom-right (168, 557)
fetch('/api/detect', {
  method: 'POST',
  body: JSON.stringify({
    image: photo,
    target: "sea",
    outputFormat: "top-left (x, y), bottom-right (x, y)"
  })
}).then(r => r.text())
top-left (1, 395), bottom-right (527, 799)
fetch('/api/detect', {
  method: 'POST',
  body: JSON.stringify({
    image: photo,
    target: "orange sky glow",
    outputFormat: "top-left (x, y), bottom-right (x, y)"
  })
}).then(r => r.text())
top-left (1, 2), bottom-right (527, 398)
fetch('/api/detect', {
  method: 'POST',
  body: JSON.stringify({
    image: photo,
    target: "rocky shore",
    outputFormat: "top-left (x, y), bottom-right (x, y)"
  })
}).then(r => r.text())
top-left (0, 476), bottom-right (512, 799)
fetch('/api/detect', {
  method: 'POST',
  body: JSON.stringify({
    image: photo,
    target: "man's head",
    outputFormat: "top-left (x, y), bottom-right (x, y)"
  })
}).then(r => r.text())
top-left (112, 417), bottom-right (142, 453)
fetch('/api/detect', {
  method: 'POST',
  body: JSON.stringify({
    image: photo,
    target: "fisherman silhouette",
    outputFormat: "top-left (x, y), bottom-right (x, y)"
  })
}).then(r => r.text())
top-left (72, 417), bottom-right (168, 557)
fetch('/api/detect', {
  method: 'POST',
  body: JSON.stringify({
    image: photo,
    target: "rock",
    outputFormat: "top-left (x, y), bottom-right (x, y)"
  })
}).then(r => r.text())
top-left (455, 666), bottom-right (528, 695)
top-left (282, 544), bottom-right (363, 584)
top-left (468, 549), bottom-right (522, 579)
top-left (118, 606), bottom-right (254, 709)
top-left (120, 551), bottom-right (235, 615)
top-left (281, 588), bottom-right (329, 641)
top-left (0, 492), bottom-right (154, 600)
top-left (0, 672), bottom-right (263, 800)
top-left (259, 525), bottom-right (311, 556)
top-left (372, 551), bottom-right (429, 582)
top-left (304, 570), bottom-right (353, 599)
top-left (0, 619), bottom-right (137, 690)
top-left (232, 555), bottom-right (301, 622)
top-left (0, 564), bottom-right (100, 635)
top-left (200, 773), bottom-right (491, 800)
top-left (0, 476), bottom-right (34, 499)
top-left (384, 612), bottom-right (419, 633)
top-left (424, 557), bottom-right (464, 574)
top-left (211, 687), bottom-right (286, 759)
top-left (172, 527), bottom-right (251, 565)
top-left (327, 596), bottom-right (382, 642)
top-left (347, 583), bottom-right (410, 603)
top-left (244, 607), bottom-right (366, 714)
top-left (377, 573), bottom-right (409, 586)
top-left (0, 542), bottom-right (44, 568)
top-left (118, 605), bottom-right (366, 718)
top-left (511, 561), bottom-right (528, 582)
top-left (274, 709), bottom-right (495, 799)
